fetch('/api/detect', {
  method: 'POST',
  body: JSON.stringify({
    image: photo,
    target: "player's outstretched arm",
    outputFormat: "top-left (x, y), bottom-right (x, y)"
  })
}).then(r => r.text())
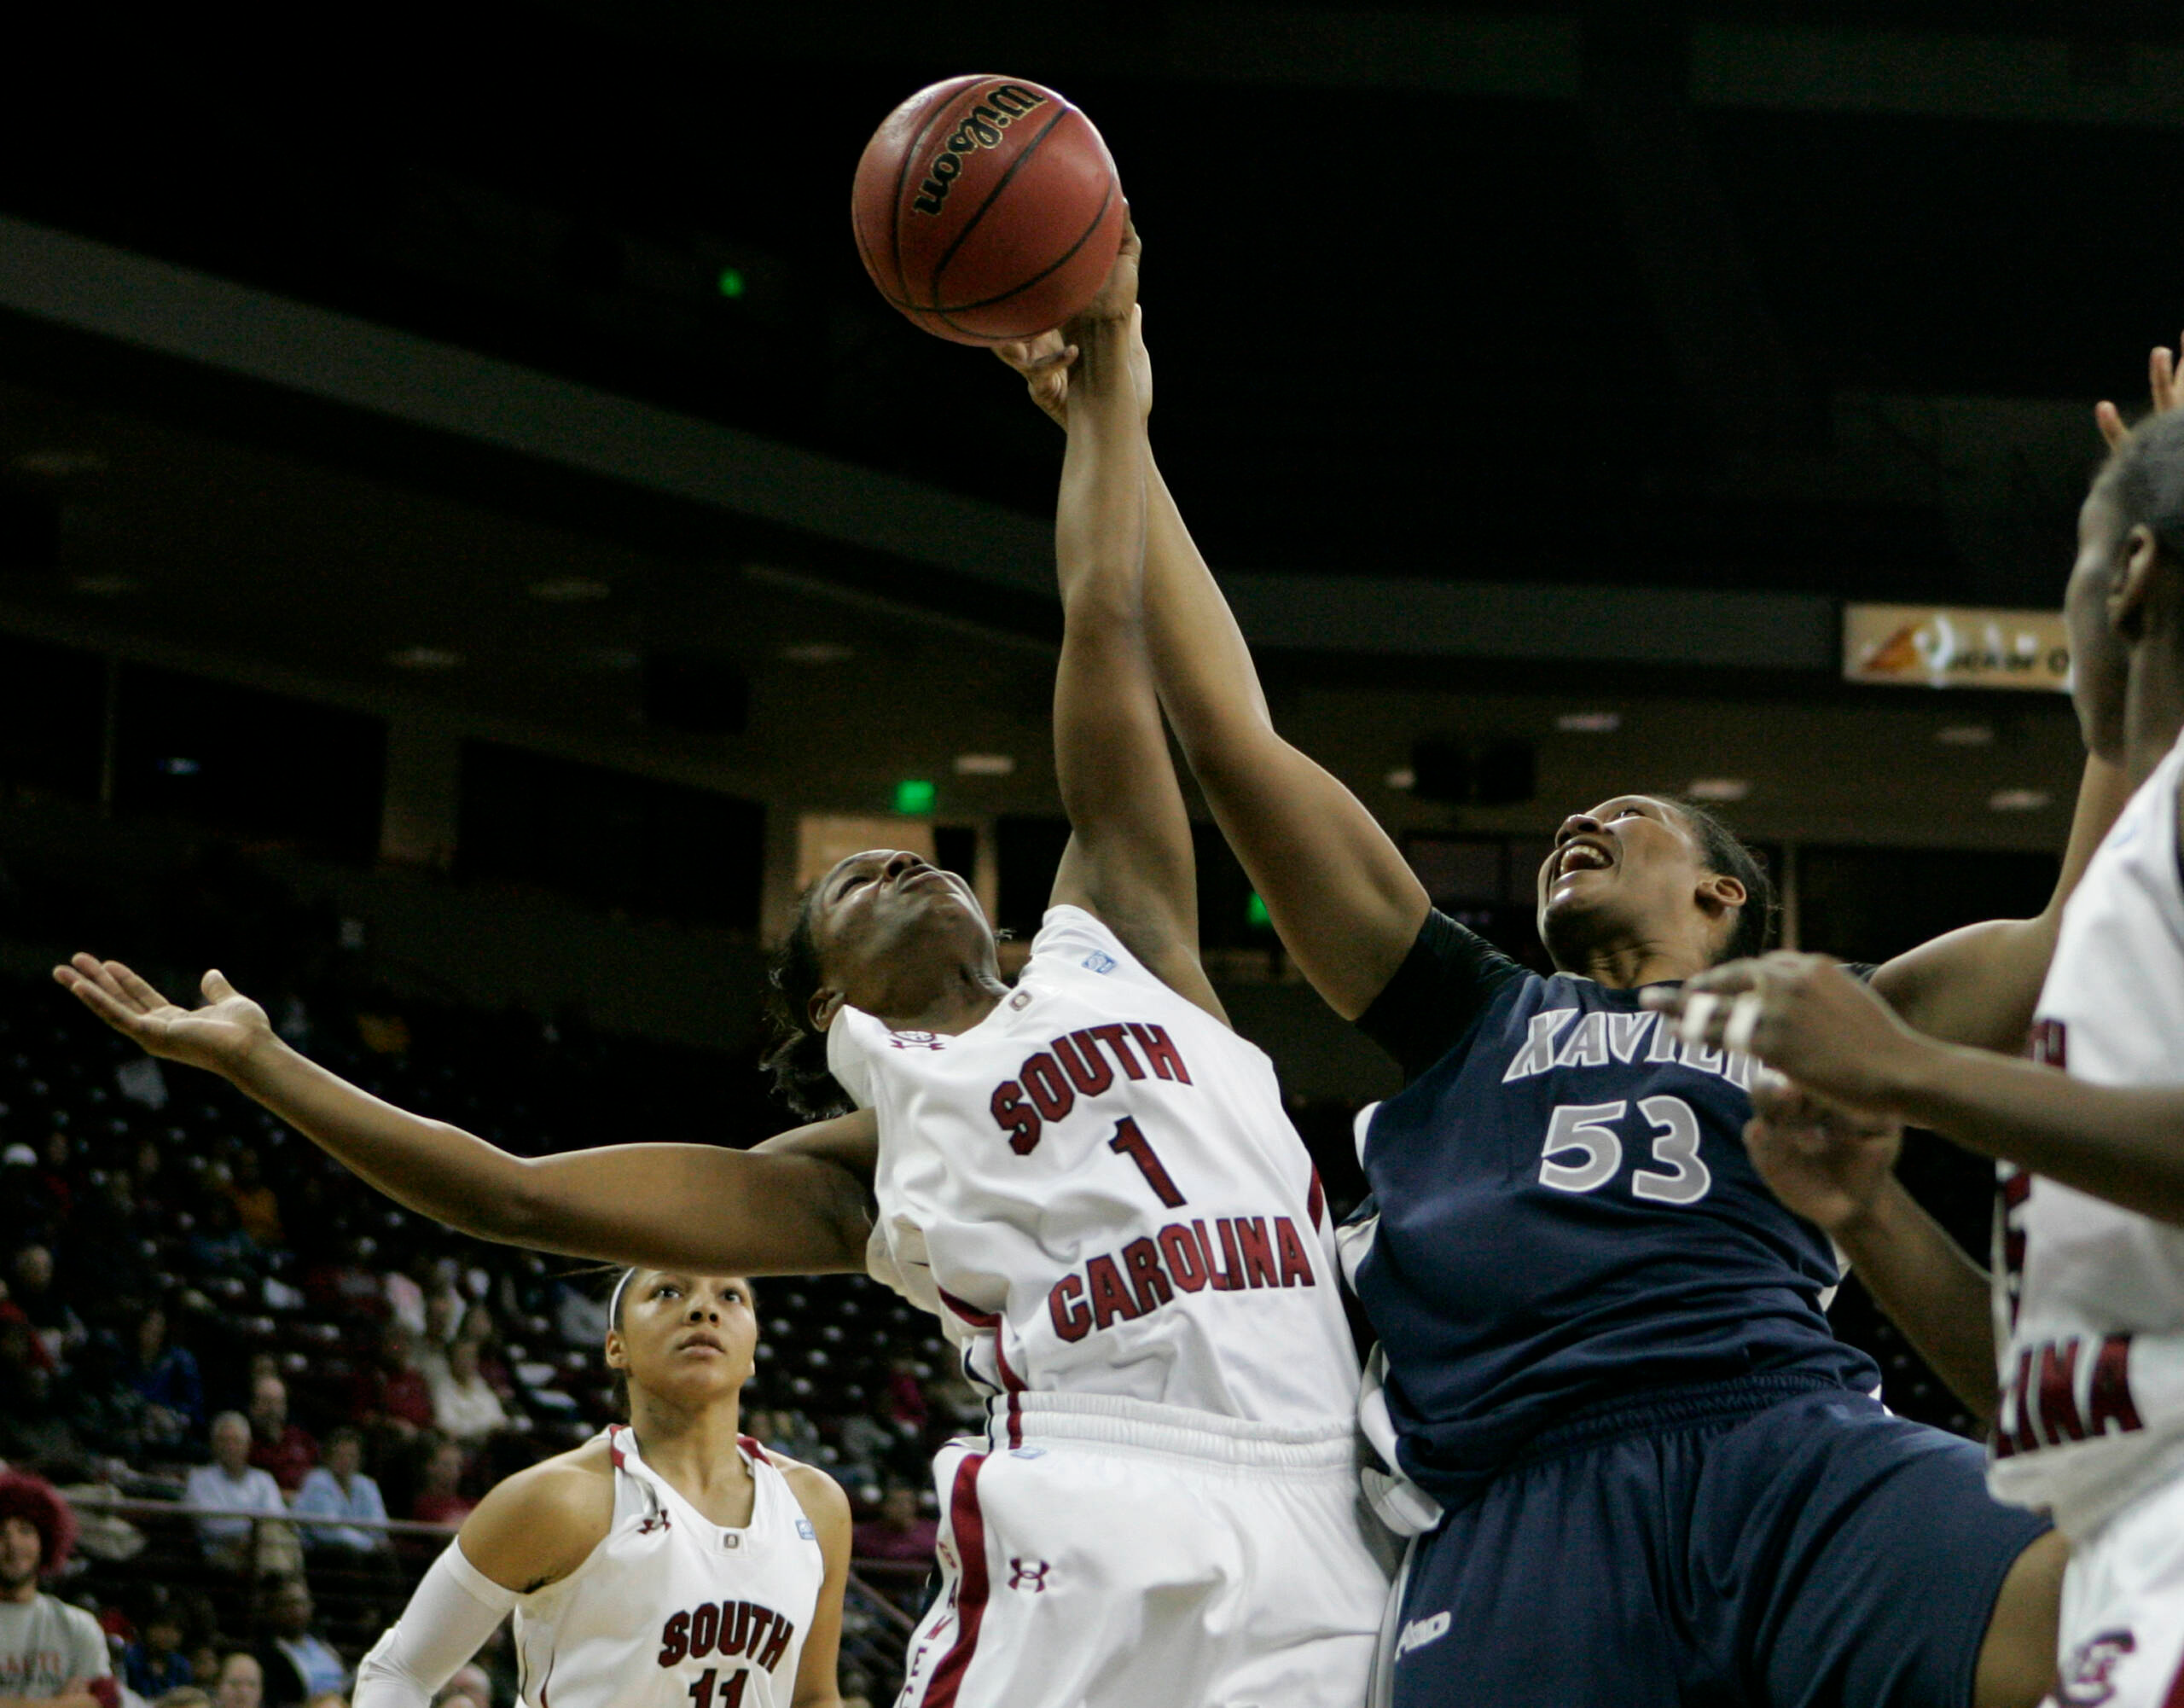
top-left (996, 324), bottom-right (1427, 1022)
top-left (53, 955), bottom-right (874, 1274)
top-left (1867, 751), bottom-right (2129, 1052)
top-left (1649, 956), bottom-right (2184, 1226)
top-left (1043, 229), bottom-right (1225, 1021)
top-left (1740, 1077), bottom-right (1998, 1415)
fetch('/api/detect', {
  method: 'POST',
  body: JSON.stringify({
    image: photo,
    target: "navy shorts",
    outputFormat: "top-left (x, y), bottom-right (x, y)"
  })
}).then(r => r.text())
top-left (1391, 1374), bottom-right (2049, 1708)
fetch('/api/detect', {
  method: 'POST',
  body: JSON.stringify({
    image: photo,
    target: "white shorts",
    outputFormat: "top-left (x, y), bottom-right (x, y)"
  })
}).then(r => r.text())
top-left (897, 1392), bottom-right (1397, 1708)
top-left (2048, 1467), bottom-right (2184, 1708)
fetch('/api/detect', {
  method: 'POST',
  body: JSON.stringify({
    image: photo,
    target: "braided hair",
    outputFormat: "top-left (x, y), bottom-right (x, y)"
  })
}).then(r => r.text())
top-left (760, 880), bottom-right (853, 1121)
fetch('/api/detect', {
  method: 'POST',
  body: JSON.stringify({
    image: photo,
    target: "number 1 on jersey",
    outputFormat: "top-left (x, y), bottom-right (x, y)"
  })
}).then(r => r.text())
top-left (1108, 1117), bottom-right (1187, 1207)
top-left (688, 1669), bottom-right (746, 1708)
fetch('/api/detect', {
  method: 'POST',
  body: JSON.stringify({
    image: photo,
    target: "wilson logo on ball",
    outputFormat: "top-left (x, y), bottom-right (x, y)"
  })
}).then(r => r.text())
top-left (910, 84), bottom-right (1049, 216)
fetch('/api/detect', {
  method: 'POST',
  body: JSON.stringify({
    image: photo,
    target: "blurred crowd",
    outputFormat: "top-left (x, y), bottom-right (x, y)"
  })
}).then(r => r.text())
top-left (0, 915), bottom-right (969, 1708)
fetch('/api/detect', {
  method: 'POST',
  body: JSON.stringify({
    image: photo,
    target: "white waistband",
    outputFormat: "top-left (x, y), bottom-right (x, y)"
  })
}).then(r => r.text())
top-left (984, 1391), bottom-right (1361, 1471)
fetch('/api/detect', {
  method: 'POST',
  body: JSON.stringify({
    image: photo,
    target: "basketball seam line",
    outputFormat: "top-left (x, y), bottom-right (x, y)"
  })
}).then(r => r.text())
top-left (935, 173), bottom-right (1119, 328)
top-left (883, 74), bottom-right (981, 308)
top-left (925, 100), bottom-right (1072, 313)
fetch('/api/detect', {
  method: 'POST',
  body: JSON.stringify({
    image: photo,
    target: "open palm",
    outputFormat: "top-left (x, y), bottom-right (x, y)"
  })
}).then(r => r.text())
top-left (53, 954), bottom-right (271, 1077)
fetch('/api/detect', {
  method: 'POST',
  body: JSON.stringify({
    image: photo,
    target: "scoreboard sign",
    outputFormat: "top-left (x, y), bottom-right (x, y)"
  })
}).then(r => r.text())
top-left (1843, 603), bottom-right (2071, 693)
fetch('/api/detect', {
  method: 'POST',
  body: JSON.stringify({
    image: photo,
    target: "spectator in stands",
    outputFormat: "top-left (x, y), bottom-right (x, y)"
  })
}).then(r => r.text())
top-left (34, 1136), bottom-right (78, 1234)
top-left (347, 1325), bottom-right (432, 1440)
top-left (222, 1153), bottom-right (283, 1249)
top-left (212, 1653), bottom-right (261, 1708)
top-left (851, 1483), bottom-right (937, 1564)
top-left (185, 1199), bottom-right (257, 1280)
top-left (253, 1578), bottom-right (345, 1708)
top-left (882, 1357), bottom-right (926, 1432)
top-left (408, 1438), bottom-right (472, 1528)
top-left (183, 1413), bottom-right (286, 1571)
top-left (426, 1341), bottom-right (505, 1447)
top-left (0, 1468), bottom-right (114, 1705)
top-left (246, 1378), bottom-right (317, 1494)
top-left (292, 1430), bottom-right (387, 1554)
top-left (301, 1239), bottom-right (385, 1324)
top-left (122, 1608), bottom-right (192, 1698)
top-left (123, 1306), bottom-right (203, 1445)
top-left (10, 1247), bottom-right (82, 1373)
top-left (432, 1664), bottom-right (491, 1708)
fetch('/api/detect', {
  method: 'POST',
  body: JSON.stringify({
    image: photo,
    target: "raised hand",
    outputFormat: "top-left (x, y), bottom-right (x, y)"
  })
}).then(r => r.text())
top-left (994, 225), bottom-right (1152, 426)
top-left (1743, 1072), bottom-right (1904, 1235)
top-left (53, 954), bottom-right (273, 1078)
top-left (2096, 331), bottom-right (2182, 450)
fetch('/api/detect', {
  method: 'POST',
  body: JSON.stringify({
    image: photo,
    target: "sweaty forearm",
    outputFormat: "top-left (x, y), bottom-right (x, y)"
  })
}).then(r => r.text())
top-left (1894, 1045), bottom-right (2184, 1228)
top-left (1832, 1177), bottom-right (1997, 1420)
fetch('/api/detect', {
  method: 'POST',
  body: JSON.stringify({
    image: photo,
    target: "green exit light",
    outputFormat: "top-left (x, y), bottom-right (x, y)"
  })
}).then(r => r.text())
top-left (895, 779), bottom-right (936, 816)
top-left (1246, 892), bottom-right (1271, 929)
top-left (717, 267), bottom-right (746, 299)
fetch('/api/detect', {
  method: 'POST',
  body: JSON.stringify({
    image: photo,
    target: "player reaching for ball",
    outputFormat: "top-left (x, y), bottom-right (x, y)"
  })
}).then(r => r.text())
top-left (55, 232), bottom-right (1394, 1708)
top-left (352, 1270), bottom-right (848, 1708)
top-left (990, 318), bottom-right (2159, 1707)
top-left (1650, 362), bottom-right (2184, 1708)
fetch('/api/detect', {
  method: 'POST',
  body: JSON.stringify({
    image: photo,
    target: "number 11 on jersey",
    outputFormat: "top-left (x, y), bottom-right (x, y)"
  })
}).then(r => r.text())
top-left (688, 1668), bottom-right (746, 1708)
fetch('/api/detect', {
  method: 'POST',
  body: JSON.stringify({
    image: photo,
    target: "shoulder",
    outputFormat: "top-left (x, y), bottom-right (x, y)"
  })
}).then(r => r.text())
top-left (45, 1595), bottom-right (109, 1664)
top-left (1031, 905), bottom-right (1165, 991)
top-left (766, 1451), bottom-right (851, 1543)
top-left (459, 1438), bottom-right (616, 1591)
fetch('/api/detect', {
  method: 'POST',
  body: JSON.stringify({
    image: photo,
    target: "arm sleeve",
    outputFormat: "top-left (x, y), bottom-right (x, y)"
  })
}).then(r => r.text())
top-left (351, 1542), bottom-right (521, 1708)
top-left (1353, 908), bottom-right (1530, 1082)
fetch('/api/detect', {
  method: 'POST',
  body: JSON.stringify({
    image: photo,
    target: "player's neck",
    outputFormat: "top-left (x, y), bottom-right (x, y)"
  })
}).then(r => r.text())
top-left (0, 1576), bottom-right (36, 1605)
top-left (873, 964), bottom-right (1009, 1037)
top-left (2121, 650), bottom-right (2184, 787)
top-left (627, 1394), bottom-right (752, 1508)
top-left (1563, 933), bottom-right (1708, 991)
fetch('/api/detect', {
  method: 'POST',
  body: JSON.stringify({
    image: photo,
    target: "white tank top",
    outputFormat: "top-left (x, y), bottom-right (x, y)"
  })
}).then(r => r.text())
top-left (1990, 728), bottom-right (2184, 1538)
top-left (827, 905), bottom-right (1360, 1434)
top-left (513, 1427), bottom-right (824, 1708)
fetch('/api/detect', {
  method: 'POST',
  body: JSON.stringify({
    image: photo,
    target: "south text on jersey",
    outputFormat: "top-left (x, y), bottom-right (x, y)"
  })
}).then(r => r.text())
top-left (656, 1599), bottom-right (796, 1672)
top-left (990, 1022), bottom-right (1193, 1154)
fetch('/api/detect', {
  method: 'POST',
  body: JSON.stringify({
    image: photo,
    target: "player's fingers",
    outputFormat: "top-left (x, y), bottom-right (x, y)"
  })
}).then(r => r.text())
top-left (107, 959), bottom-right (172, 1014)
top-left (2096, 399), bottom-right (2128, 449)
top-left (1722, 991), bottom-right (1766, 1054)
top-left (2154, 346), bottom-right (2175, 410)
top-left (1676, 992), bottom-right (1721, 1047)
top-left (57, 970), bottom-right (146, 1034)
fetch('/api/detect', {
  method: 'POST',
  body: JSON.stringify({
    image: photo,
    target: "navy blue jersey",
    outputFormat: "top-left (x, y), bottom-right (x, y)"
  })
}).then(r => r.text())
top-left (1351, 909), bottom-right (1881, 1506)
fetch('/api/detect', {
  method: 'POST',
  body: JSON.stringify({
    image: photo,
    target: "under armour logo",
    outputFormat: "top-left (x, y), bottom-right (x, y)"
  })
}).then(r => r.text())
top-left (2057, 1630), bottom-right (2137, 1705)
top-left (887, 1031), bottom-right (946, 1051)
top-left (1008, 1558), bottom-right (1051, 1592)
top-left (637, 1511), bottom-right (671, 1535)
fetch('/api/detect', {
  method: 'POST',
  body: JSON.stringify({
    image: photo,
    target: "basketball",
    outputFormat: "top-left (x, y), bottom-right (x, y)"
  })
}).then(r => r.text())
top-left (851, 75), bottom-right (1125, 346)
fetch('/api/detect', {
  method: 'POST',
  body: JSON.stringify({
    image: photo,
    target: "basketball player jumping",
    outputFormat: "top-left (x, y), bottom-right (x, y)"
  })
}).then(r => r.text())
top-left (55, 233), bottom-right (1395, 1708)
top-left (352, 1269), bottom-right (848, 1708)
top-left (1652, 375), bottom-right (2184, 1708)
top-left (992, 317), bottom-right (2146, 1706)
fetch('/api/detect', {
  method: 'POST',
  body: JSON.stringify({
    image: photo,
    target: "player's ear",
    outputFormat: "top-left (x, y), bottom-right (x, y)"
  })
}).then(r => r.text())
top-left (1695, 873), bottom-right (1746, 919)
top-left (603, 1328), bottom-right (628, 1374)
top-left (2114, 522), bottom-right (2162, 642)
top-left (807, 987), bottom-right (846, 1032)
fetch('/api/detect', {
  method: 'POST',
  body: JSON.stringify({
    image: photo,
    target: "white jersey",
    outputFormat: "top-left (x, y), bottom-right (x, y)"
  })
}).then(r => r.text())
top-left (1991, 728), bottom-right (2184, 1538)
top-left (828, 905), bottom-right (1361, 1434)
top-left (513, 1426), bottom-right (824, 1708)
